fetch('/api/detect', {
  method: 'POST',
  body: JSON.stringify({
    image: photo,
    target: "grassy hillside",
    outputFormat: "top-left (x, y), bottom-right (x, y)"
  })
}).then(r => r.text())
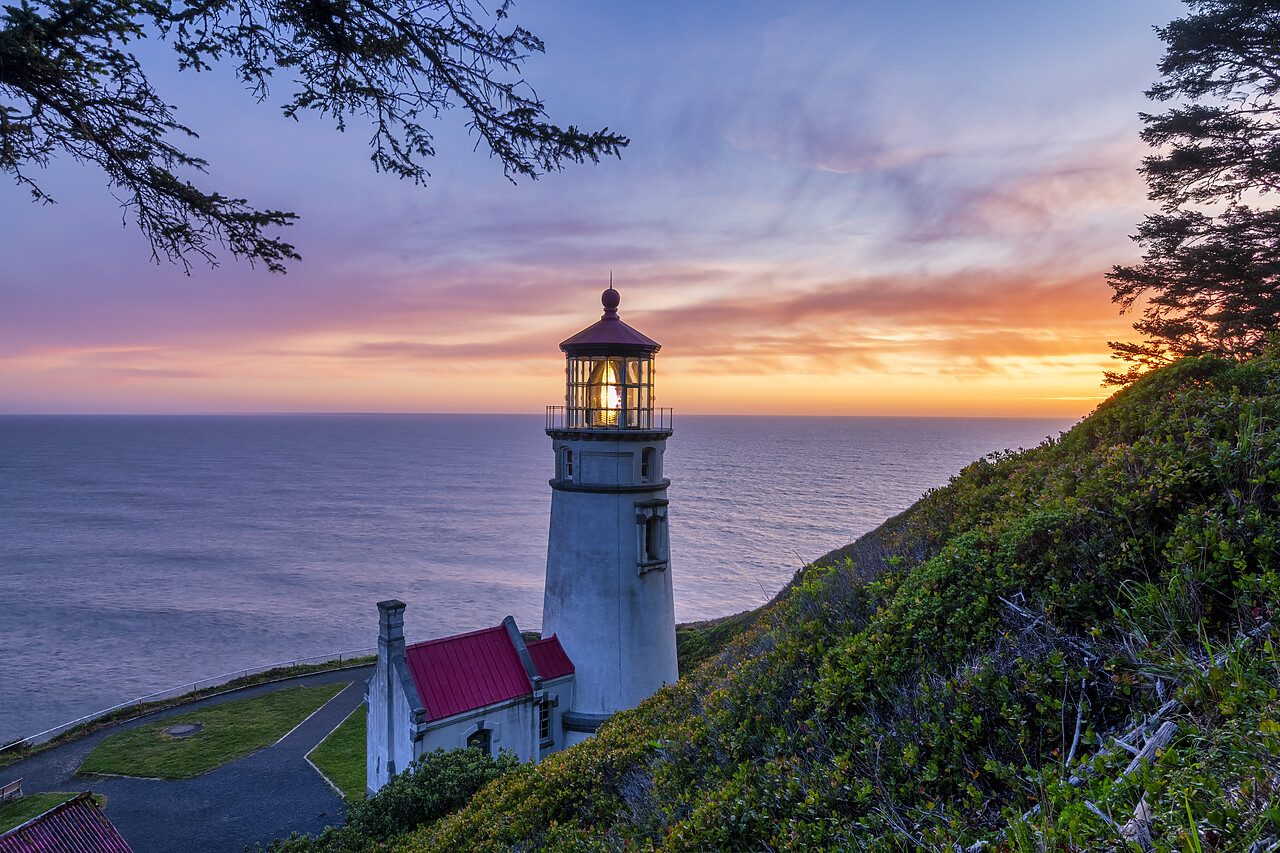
top-left (291, 351), bottom-right (1280, 851)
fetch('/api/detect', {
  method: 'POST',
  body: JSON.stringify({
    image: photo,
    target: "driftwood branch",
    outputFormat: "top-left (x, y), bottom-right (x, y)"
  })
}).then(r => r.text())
top-left (1248, 835), bottom-right (1280, 853)
top-left (1065, 678), bottom-right (1086, 767)
top-left (1112, 736), bottom-right (1142, 756)
top-left (1067, 699), bottom-right (1179, 787)
top-left (968, 626), bottom-right (1273, 851)
top-left (1122, 721), bottom-right (1178, 778)
top-left (1084, 800), bottom-right (1126, 839)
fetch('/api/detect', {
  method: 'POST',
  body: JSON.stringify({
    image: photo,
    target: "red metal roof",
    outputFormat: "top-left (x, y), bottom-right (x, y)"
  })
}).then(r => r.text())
top-left (527, 635), bottom-right (575, 680)
top-left (405, 626), bottom-right (574, 722)
top-left (0, 793), bottom-right (134, 853)
top-left (406, 626), bottom-right (529, 722)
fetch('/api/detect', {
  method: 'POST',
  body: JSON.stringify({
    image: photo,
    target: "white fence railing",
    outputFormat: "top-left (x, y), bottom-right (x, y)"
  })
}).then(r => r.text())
top-left (0, 647), bottom-right (376, 759)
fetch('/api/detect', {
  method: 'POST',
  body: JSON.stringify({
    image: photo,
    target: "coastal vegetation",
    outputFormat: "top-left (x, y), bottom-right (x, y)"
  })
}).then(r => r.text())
top-left (77, 683), bottom-right (345, 779)
top-left (264, 349), bottom-right (1280, 849)
top-left (675, 609), bottom-right (761, 675)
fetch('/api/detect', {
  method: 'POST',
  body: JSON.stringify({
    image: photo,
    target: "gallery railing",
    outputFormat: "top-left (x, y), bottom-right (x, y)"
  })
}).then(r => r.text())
top-left (545, 406), bottom-right (673, 431)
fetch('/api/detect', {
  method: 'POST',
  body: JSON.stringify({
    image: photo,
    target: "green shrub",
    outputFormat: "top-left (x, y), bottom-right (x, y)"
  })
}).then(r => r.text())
top-left (345, 747), bottom-right (518, 841)
top-left (256, 747), bottom-right (520, 852)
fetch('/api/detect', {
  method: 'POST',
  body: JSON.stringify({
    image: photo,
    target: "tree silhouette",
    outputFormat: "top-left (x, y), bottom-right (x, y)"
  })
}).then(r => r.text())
top-left (1106, 0), bottom-right (1280, 384)
top-left (0, 0), bottom-right (627, 271)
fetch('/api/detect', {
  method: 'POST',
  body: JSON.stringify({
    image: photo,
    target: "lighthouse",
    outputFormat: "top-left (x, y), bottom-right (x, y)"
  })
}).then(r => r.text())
top-left (542, 286), bottom-right (678, 743)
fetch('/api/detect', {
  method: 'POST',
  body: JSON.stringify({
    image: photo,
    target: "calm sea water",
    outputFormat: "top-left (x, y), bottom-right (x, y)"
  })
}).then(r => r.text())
top-left (0, 414), bottom-right (1074, 744)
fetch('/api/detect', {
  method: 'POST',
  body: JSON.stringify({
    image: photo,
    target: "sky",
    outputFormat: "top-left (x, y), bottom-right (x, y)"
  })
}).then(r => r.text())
top-left (0, 0), bottom-right (1188, 417)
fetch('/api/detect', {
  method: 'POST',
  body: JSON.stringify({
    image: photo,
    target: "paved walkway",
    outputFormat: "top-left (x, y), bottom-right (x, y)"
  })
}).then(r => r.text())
top-left (1, 665), bottom-right (373, 853)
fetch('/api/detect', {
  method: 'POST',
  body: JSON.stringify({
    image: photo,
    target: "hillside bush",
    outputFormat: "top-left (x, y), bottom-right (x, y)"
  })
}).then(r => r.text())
top-left (346, 747), bottom-right (519, 841)
top-left (258, 747), bottom-right (518, 852)
top-left (365, 351), bottom-right (1280, 851)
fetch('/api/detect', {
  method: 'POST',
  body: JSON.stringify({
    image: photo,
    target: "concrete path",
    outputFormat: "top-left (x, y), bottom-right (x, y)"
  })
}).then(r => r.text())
top-left (1, 665), bottom-right (373, 853)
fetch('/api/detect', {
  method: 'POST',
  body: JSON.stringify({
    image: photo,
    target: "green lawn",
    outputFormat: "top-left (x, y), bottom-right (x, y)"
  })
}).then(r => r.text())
top-left (77, 683), bottom-right (347, 779)
top-left (0, 793), bottom-right (104, 833)
top-left (307, 704), bottom-right (366, 801)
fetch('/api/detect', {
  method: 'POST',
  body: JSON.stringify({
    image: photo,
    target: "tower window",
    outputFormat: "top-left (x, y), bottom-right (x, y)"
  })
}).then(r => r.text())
top-left (645, 516), bottom-right (663, 561)
top-left (564, 448), bottom-right (574, 480)
top-left (640, 447), bottom-right (653, 481)
top-left (635, 500), bottom-right (669, 573)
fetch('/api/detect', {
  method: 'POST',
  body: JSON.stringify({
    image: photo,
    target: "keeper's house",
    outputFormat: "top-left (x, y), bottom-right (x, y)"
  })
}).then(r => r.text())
top-left (365, 600), bottom-right (574, 794)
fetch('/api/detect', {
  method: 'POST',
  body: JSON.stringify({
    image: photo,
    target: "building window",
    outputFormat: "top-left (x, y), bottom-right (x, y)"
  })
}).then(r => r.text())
top-left (466, 728), bottom-right (491, 756)
top-left (640, 447), bottom-right (653, 482)
top-left (635, 500), bottom-right (669, 573)
top-left (645, 516), bottom-right (663, 561)
top-left (538, 702), bottom-right (553, 747)
top-left (564, 448), bottom-right (573, 480)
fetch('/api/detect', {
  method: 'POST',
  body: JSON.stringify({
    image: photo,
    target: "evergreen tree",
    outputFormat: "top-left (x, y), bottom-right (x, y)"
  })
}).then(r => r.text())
top-left (1106, 0), bottom-right (1280, 384)
top-left (0, 0), bottom-right (627, 271)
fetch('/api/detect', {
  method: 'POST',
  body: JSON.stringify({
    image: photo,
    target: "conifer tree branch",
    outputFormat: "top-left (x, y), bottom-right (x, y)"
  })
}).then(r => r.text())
top-left (0, 0), bottom-right (627, 272)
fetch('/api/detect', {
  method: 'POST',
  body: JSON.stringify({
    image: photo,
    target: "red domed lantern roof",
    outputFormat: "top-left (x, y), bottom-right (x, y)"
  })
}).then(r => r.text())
top-left (560, 286), bottom-right (660, 355)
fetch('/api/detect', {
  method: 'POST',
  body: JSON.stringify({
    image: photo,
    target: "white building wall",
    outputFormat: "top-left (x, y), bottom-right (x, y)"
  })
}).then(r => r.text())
top-left (543, 435), bottom-right (678, 719)
top-left (416, 700), bottom-right (533, 761)
top-left (365, 676), bottom-right (386, 795)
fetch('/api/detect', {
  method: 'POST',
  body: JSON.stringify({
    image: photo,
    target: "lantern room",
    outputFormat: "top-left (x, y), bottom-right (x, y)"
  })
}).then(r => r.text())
top-left (549, 286), bottom-right (670, 431)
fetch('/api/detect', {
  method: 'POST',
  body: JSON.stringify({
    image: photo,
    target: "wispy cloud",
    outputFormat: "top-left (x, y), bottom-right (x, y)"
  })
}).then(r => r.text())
top-left (0, 0), bottom-right (1180, 414)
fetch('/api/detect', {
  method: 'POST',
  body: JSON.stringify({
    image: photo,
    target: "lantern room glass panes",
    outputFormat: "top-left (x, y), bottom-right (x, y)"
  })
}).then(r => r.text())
top-left (566, 354), bottom-right (655, 429)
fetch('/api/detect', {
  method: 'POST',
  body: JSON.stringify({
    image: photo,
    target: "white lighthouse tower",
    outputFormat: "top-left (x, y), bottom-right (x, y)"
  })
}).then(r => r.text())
top-left (542, 286), bottom-right (678, 743)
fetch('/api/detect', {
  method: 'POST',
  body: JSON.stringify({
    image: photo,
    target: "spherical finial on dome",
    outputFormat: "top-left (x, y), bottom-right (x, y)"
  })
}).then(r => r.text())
top-left (601, 285), bottom-right (620, 317)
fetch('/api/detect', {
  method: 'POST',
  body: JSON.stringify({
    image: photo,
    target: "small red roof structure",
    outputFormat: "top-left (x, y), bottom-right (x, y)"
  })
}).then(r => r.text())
top-left (0, 793), bottom-right (133, 853)
top-left (405, 621), bottom-right (573, 722)
top-left (560, 287), bottom-right (660, 355)
top-left (527, 636), bottom-right (574, 681)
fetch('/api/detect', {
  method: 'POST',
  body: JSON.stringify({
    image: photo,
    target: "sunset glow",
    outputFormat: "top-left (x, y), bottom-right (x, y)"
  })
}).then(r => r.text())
top-left (0, 0), bottom-right (1184, 417)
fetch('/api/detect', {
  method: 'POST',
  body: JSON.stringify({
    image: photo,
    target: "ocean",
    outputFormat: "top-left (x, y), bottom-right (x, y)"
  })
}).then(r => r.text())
top-left (0, 413), bottom-right (1075, 744)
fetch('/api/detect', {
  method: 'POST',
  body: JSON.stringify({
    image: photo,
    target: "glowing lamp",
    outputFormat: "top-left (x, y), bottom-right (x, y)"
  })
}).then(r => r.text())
top-left (587, 358), bottom-right (623, 426)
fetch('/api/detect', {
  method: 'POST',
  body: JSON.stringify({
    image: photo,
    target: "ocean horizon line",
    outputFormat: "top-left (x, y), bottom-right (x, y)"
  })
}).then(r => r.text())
top-left (0, 411), bottom-right (1078, 420)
